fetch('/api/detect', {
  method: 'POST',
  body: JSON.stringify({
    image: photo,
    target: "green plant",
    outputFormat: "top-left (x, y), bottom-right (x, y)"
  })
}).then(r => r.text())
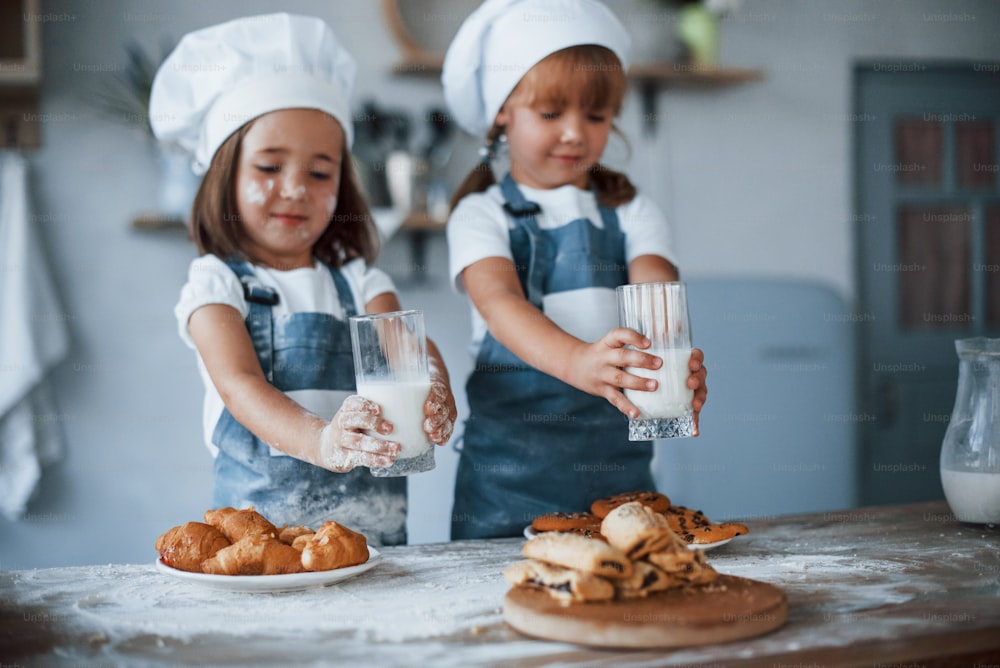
top-left (94, 38), bottom-right (173, 136)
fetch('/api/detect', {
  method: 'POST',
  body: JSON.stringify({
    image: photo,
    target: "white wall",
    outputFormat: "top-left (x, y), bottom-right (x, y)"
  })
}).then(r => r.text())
top-left (2, 0), bottom-right (998, 569)
top-left (634, 0), bottom-right (1000, 299)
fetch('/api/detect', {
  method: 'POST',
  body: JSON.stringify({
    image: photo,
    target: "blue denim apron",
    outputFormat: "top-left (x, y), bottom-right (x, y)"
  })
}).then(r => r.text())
top-left (211, 260), bottom-right (407, 546)
top-left (451, 175), bottom-right (654, 539)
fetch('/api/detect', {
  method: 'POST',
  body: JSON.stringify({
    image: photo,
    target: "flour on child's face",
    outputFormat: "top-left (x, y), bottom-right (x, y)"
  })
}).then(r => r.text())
top-left (234, 109), bottom-right (345, 269)
top-left (244, 179), bottom-right (273, 206)
top-left (280, 183), bottom-right (307, 200)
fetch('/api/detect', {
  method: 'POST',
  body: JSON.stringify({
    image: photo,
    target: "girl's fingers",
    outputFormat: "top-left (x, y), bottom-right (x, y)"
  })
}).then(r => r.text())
top-left (423, 396), bottom-right (449, 420)
top-left (319, 423), bottom-right (397, 472)
top-left (616, 368), bottom-right (658, 393)
top-left (687, 365), bottom-right (707, 387)
top-left (423, 404), bottom-right (455, 444)
top-left (338, 409), bottom-right (392, 434)
top-left (342, 394), bottom-right (381, 413)
top-left (331, 428), bottom-right (400, 456)
top-left (337, 396), bottom-right (394, 434)
top-left (606, 388), bottom-right (641, 420)
top-left (424, 382), bottom-right (449, 408)
top-left (619, 347), bottom-right (663, 371)
top-left (605, 327), bottom-right (649, 350)
top-left (423, 381), bottom-right (456, 444)
top-left (424, 410), bottom-right (448, 430)
top-left (425, 416), bottom-right (455, 445)
top-left (349, 433), bottom-right (401, 457)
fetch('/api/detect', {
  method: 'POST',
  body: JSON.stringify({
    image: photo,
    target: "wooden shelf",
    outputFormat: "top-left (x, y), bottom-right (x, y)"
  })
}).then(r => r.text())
top-left (401, 212), bottom-right (446, 232)
top-left (628, 63), bottom-right (763, 89)
top-left (132, 214), bottom-right (187, 232)
top-left (628, 63), bottom-right (764, 135)
top-left (391, 55), bottom-right (444, 79)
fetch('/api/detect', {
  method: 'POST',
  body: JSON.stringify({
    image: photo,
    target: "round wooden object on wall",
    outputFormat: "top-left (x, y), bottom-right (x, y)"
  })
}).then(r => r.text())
top-left (380, 0), bottom-right (477, 72)
top-left (503, 574), bottom-right (787, 648)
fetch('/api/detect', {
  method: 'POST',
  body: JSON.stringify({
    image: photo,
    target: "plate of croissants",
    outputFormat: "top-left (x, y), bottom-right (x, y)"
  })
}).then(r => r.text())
top-left (154, 507), bottom-right (379, 592)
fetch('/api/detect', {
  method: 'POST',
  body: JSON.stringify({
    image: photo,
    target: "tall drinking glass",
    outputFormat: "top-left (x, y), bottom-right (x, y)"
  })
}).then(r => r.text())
top-left (616, 282), bottom-right (695, 440)
top-left (349, 310), bottom-right (435, 476)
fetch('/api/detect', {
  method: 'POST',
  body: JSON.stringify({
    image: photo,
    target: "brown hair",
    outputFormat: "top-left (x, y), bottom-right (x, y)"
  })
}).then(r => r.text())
top-left (449, 44), bottom-right (636, 212)
top-left (190, 120), bottom-right (380, 268)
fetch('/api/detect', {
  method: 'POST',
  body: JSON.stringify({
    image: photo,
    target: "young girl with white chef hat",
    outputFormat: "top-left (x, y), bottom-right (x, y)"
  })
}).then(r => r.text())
top-left (149, 13), bottom-right (456, 545)
top-left (442, 0), bottom-right (708, 539)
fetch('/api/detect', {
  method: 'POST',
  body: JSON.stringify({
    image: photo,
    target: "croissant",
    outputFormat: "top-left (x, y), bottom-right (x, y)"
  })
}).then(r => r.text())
top-left (203, 506), bottom-right (277, 543)
top-left (600, 501), bottom-right (680, 560)
top-left (301, 521), bottom-right (369, 571)
top-left (290, 533), bottom-right (315, 552)
top-left (277, 525), bottom-right (314, 545)
top-left (155, 522), bottom-right (231, 573)
top-left (646, 542), bottom-right (718, 586)
top-left (200, 534), bottom-right (305, 575)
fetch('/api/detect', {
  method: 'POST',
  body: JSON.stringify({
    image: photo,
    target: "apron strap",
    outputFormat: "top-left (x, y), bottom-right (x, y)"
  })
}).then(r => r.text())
top-left (230, 262), bottom-right (280, 306)
top-left (326, 264), bottom-right (359, 318)
top-left (597, 200), bottom-right (622, 236)
top-left (225, 259), bottom-right (276, 383)
top-left (500, 173), bottom-right (542, 218)
top-left (500, 174), bottom-right (547, 309)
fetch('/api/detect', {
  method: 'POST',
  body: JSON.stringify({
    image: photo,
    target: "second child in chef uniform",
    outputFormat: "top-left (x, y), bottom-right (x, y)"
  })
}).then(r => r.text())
top-left (442, 0), bottom-right (708, 539)
top-left (150, 14), bottom-right (457, 546)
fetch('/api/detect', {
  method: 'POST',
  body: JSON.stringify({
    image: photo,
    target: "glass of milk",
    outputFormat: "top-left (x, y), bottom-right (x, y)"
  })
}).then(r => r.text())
top-left (616, 282), bottom-right (695, 441)
top-left (349, 310), bottom-right (434, 476)
top-left (940, 337), bottom-right (1000, 526)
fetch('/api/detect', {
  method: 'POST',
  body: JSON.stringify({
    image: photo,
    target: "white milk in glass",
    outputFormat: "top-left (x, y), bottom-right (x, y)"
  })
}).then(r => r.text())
top-left (940, 469), bottom-right (1000, 524)
top-left (624, 347), bottom-right (693, 419)
top-left (356, 379), bottom-right (431, 458)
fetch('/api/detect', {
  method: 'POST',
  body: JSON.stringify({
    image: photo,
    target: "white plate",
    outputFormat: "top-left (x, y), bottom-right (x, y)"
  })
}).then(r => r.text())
top-left (523, 526), bottom-right (735, 551)
top-left (687, 536), bottom-right (734, 551)
top-left (155, 546), bottom-right (381, 592)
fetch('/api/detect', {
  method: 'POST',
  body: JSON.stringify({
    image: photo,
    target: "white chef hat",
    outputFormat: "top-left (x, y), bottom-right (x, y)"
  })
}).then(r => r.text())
top-left (441, 0), bottom-right (631, 137)
top-left (149, 13), bottom-right (356, 174)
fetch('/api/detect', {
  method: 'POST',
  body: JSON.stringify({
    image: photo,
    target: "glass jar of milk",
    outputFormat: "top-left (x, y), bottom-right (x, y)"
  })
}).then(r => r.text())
top-left (940, 337), bottom-right (1000, 526)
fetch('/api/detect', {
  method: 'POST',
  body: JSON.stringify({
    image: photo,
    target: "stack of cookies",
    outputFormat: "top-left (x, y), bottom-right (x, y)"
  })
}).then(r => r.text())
top-left (529, 491), bottom-right (749, 547)
top-left (505, 500), bottom-right (719, 604)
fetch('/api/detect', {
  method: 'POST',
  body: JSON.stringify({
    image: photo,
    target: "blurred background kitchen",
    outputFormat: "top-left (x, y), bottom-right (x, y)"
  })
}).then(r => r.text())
top-left (1, 0), bottom-right (998, 568)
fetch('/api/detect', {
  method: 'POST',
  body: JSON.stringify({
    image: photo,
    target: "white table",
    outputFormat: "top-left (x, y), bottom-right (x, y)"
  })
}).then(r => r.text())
top-left (3, 502), bottom-right (1000, 666)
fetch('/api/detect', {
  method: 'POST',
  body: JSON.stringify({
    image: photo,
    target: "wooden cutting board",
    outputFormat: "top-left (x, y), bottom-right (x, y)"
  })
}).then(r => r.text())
top-left (503, 574), bottom-right (787, 649)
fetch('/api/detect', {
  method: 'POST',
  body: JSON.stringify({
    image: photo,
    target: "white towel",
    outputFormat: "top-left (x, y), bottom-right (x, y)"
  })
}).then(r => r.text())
top-left (0, 150), bottom-right (69, 520)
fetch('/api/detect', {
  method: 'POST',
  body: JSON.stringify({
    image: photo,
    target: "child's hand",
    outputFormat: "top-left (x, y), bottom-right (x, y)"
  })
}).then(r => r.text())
top-left (687, 347), bottom-right (708, 436)
top-left (423, 380), bottom-right (457, 445)
top-left (566, 327), bottom-right (665, 419)
top-left (567, 332), bottom-right (708, 431)
top-left (319, 395), bottom-right (401, 472)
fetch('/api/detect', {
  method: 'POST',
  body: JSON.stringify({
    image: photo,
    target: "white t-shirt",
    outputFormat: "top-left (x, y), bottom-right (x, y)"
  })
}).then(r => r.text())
top-left (447, 182), bottom-right (677, 356)
top-left (174, 254), bottom-right (396, 455)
